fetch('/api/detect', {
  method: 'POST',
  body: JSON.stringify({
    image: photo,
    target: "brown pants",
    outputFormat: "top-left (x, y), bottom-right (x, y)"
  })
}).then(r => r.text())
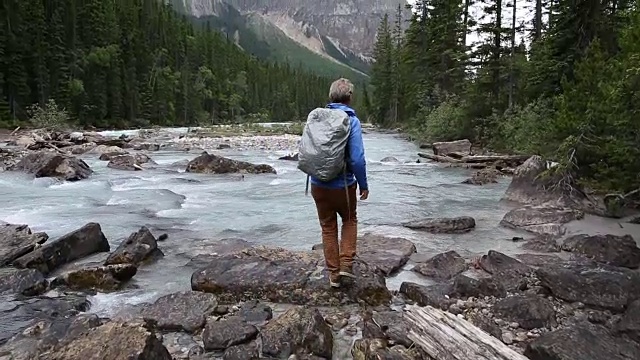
top-left (311, 184), bottom-right (358, 279)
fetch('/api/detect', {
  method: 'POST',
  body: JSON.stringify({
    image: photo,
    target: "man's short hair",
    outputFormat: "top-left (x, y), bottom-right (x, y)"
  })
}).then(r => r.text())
top-left (329, 78), bottom-right (354, 103)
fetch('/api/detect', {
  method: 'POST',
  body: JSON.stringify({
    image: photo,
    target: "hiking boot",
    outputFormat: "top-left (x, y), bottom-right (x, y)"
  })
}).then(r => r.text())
top-left (329, 274), bottom-right (341, 288)
top-left (339, 267), bottom-right (356, 279)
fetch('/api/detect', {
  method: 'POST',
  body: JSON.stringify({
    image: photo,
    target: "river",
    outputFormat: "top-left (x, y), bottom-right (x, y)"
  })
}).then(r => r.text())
top-left (0, 128), bottom-right (600, 317)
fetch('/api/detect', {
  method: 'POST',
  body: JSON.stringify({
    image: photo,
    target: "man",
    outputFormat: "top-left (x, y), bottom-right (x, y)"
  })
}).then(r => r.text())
top-left (310, 78), bottom-right (369, 288)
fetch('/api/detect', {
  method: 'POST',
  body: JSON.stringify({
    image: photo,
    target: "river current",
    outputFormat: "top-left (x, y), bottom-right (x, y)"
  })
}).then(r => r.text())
top-left (0, 128), bottom-right (546, 316)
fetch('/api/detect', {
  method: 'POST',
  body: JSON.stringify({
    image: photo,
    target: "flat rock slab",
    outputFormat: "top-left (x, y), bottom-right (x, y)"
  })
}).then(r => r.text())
top-left (524, 322), bottom-right (640, 360)
top-left (185, 151), bottom-right (276, 174)
top-left (13, 223), bottom-right (110, 275)
top-left (403, 216), bottom-right (476, 234)
top-left (0, 268), bottom-right (48, 296)
top-left (191, 246), bottom-right (391, 306)
top-left (0, 223), bottom-right (48, 266)
top-left (501, 205), bottom-right (584, 236)
top-left (260, 307), bottom-right (333, 359)
top-left (561, 234), bottom-right (640, 269)
top-left (202, 317), bottom-right (258, 351)
top-left (39, 322), bottom-right (172, 360)
top-left (537, 263), bottom-right (640, 312)
top-left (104, 226), bottom-right (164, 266)
top-left (412, 250), bottom-right (467, 280)
top-left (312, 234), bottom-right (416, 276)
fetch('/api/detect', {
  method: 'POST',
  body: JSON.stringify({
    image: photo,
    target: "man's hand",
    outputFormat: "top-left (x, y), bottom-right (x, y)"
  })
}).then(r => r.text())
top-left (360, 189), bottom-right (369, 200)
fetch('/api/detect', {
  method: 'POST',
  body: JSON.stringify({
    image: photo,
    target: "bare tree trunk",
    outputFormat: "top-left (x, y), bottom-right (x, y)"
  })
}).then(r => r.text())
top-left (508, 0), bottom-right (517, 109)
top-left (534, 0), bottom-right (543, 40)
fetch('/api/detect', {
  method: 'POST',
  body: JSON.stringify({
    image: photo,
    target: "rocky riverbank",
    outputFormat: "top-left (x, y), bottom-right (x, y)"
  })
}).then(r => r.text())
top-left (1, 128), bottom-right (640, 359)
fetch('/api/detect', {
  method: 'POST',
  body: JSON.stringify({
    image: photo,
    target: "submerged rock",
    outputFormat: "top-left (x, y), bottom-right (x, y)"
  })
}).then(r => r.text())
top-left (13, 223), bottom-right (110, 275)
top-left (52, 264), bottom-right (137, 292)
top-left (185, 151), bottom-right (276, 175)
top-left (462, 167), bottom-right (500, 185)
top-left (104, 226), bottom-right (164, 266)
top-left (0, 268), bottom-right (48, 296)
top-left (561, 234), bottom-right (640, 269)
top-left (403, 216), bottom-right (476, 234)
top-left (412, 250), bottom-right (467, 280)
top-left (500, 205), bottom-right (584, 236)
top-left (0, 223), bottom-right (48, 266)
top-left (278, 153), bottom-right (298, 161)
top-left (380, 156), bottom-right (399, 163)
top-left (191, 246), bottom-right (391, 306)
top-left (260, 307), bottom-right (333, 359)
top-left (41, 321), bottom-right (172, 360)
top-left (11, 151), bottom-right (92, 181)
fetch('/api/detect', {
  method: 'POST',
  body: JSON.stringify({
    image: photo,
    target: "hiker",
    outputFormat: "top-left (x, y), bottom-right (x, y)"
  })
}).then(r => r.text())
top-left (298, 78), bottom-right (369, 288)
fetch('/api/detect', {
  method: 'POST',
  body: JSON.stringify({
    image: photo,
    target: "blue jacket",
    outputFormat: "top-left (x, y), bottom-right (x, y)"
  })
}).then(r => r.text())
top-left (310, 103), bottom-right (368, 191)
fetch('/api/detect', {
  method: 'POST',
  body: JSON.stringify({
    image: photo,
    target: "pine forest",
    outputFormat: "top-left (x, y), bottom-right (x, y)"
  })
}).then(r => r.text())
top-left (369, 0), bottom-right (640, 195)
top-left (0, 0), bottom-right (362, 129)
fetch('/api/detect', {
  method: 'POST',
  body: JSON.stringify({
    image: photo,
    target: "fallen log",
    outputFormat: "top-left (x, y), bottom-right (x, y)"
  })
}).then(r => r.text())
top-left (404, 305), bottom-right (529, 360)
top-left (418, 153), bottom-right (461, 163)
top-left (459, 154), bottom-right (532, 164)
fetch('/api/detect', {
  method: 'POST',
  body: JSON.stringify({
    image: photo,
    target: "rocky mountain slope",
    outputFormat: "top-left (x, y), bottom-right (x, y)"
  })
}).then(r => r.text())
top-left (169, 0), bottom-right (410, 81)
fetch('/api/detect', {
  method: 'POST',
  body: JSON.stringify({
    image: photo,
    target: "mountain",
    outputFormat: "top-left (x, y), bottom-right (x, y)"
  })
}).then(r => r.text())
top-left (169, 0), bottom-right (410, 83)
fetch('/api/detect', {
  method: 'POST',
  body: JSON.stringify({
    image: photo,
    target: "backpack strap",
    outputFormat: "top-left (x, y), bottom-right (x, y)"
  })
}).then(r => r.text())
top-left (305, 174), bottom-right (310, 196)
top-left (344, 163), bottom-right (350, 222)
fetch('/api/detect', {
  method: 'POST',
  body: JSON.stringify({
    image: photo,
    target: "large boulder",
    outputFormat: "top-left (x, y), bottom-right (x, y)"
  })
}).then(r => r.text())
top-left (0, 268), bottom-right (48, 296)
top-left (403, 216), bottom-right (476, 234)
top-left (104, 227), bottom-right (164, 266)
top-left (185, 152), bottom-right (276, 174)
top-left (12, 152), bottom-right (92, 181)
top-left (52, 264), bottom-right (137, 292)
top-left (260, 307), bottom-right (333, 359)
top-left (312, 234), bottom-right (416, 276)
top-left (493, 295), bottom-right (557, 330)
top-left (40, 322), bottom-right (172, 360)
top-left (191, 246), bottom-right (391, 306)
top-left (399, 282), bottom-right (455, 310)
top-left (130, 291), bottom-right (218, 333)
top-left (521, 234), bottom-right (561, 253)
top-left (561, 234), bottom-right (640, 269)
top-left (107, 154), bottom-right (154, 171)
top-left (524, 322), bottom-right (640, 360)
top-left (13, 223), bottom-right (110, 275)
top-left (453, 274), bottom-right (507, 298)
top-left (500, 205), bottom-right (584, 236)
top-left (478, 250), bottom-right (533, 292)
top-left (616, 299), bottom-right (640, 343)
top-left (0, 223), bottom-right (48, 266)
top-left (202, 317), bottom-right (258, 351)
top-left (412, 250), bottom-right (467, 280)
top-left (536, 263), bottom-right (640, 312)
top-left (432, 139), bottom-right (471, 156)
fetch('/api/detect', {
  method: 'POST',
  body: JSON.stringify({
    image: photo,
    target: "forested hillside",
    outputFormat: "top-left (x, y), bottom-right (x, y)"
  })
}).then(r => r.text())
top-left (0, 0), bottom-right (341, 129)
top-left (370, 0), bottom-right (640, 194)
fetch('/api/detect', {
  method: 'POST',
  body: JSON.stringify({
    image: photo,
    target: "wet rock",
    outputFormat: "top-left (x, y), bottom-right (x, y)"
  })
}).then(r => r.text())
top-left (312, 234), bottom-right (416, 276)
top-left (380, 156), bottom-right (399, 163)
top-left (87, 145), bottom-right (127, 157)
top-left (222, 341), bottom-right (259, 360)
top-left (52, 264), bottom-right (137, 292)
top-left (0, 148), bottom-right (28, 172)
top-left (462, 167), bottom-right (500, 185)
top-left (278, 153), bottom-right (298, 161)
top-left (260, 307), bottom-right (333, 359)
top-left (41, 321), bottom-right (172, 360)
top-left (13, 223), bottom-right (110, 275)
top-left (236, 300), bottom-right (272, 325)
top-left (0, 313), bottom-right (101, 360)
top-left (0, 268), bottom-right (48, 296)
top-left (191, 246), bottom-right (391, 306)
top-left (137, 291), bottom-right (218, 333)
top-left (11, 151), bottom-right (93, 181)
top-left (453, 274), bottom-right (507, 298)
top-left (432, 139), bottom-right (471, 156)
top-left (0, 223), bottom-right (48, 266)
top-left (521, 234), bottom-right (561, 252)
top-left (630, 216), bottom-right (640, 224)
top-left (66, 142), bottom-right (97, 155)
top-left (466, 312), bottom-right (502, 339)
top-left (104, 226), bottom-right (164, 266)
top-left (537, 263), bottom-right (640, 312)
top-left (494, 295), bottom-right (557, 330)
top-left (185, 152), bottom-right (276, 175)
top-left (524, 322), bottom-right (640, 360)
top-left (399, 282), bottom-right (454, 310)
top-left (202, 317), bottom-right (258, 351)
top-left (561, 234), bottom-right (640, 269)
top-left (479, 250), bottom-right (533, 291)
top-left (160, 332), bottom-right (200, 359)
top-left (403, 216), bottom-right (476, 234)
top-left (186, 238), bottom-right (254, 268)
top-left (500, 205), bottom-right (584, 236)
top-left (515, 254), bottom-right (563, 268)
top-left (132, 143), bottom-right (161, 151)
top-left (0, 293), bottom-right (89, 345)
top-left (107, 153), bottom-right (154, 171)
top-left (412, 250), bottom-right (467, 280)
top-left (615, 299), bottom-right (640, 343)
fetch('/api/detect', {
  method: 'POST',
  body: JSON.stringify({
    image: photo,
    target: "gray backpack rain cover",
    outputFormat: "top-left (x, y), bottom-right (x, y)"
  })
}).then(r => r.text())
top-left (297, 108), bottom-right (351, 182)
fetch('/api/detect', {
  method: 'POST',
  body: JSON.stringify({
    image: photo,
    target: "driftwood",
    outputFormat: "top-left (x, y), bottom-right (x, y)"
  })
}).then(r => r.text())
top-left (418, 152), bottom-right (530, 165)
top-left (418, 153), bottom-right (462, 163)
top-left (405, 305), bottom-right (529, 360)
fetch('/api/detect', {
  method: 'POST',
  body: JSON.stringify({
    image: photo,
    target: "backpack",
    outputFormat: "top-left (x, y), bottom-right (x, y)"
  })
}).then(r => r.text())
top-left (297, 107), bottom-right (351, 192)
